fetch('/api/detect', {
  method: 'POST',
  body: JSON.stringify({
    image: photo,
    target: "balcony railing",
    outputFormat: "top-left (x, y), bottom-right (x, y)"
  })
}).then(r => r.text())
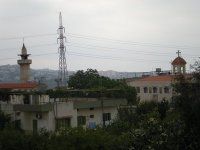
top-left (13, 103), bottom-right (52, 112)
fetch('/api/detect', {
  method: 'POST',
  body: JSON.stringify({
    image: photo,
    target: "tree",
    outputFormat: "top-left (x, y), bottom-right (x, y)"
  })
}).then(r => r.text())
top-left (157, 99), bottom-right (169, 120)
top-left (172, 59), bottom-right (200, 148)
top-left (0, 111), bottom-right (10, 129)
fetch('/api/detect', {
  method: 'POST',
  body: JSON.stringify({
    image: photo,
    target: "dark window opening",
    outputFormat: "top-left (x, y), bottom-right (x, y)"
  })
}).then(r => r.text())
top-left (164, 87), bottom-right (170, 93)
top-left (144, 87), bottom-right (148, 93)
top-left (136, 87), bottom-right (140, 93)
top-left (56, 118), bottom-right (71, 130)
top-left (153, 87), bottom-right (157, 93)
top-left (90, 115), bottom-right (94, 118)
top-left (77, 116), bottom-right (86, 126)
top-left (103, 113), bottom-right (111, 122)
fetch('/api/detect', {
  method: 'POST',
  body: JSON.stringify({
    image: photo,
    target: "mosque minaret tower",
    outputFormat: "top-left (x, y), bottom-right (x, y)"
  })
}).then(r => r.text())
top-left (17, 43), bottom-right (32, 82)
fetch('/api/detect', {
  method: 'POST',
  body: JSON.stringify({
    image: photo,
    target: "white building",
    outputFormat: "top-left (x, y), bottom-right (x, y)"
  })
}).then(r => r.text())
top-left (127, 52), bottom-right (187, 102)
top-left (0, 87), bottom-right (127, 132)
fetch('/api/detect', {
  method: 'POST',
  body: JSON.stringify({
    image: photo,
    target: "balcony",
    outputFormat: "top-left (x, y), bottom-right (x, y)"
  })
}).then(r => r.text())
top-left (13, 103), bottom-right (52, 112)
top-left (17, 59), bottom-right (32, 64)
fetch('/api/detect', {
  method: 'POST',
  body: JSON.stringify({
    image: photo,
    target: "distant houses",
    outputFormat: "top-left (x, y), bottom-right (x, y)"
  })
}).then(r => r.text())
top-left (0, 43), bottom-right (189, 132)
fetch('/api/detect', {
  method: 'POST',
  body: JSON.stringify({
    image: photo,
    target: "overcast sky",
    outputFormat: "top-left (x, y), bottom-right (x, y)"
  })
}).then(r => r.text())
top-left (0, 0), bottom-right (200, 72)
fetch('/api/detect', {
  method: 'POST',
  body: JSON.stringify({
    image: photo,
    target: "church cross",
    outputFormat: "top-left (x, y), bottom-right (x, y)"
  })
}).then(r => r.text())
top-left (176, 50), bottom-right (181, 57)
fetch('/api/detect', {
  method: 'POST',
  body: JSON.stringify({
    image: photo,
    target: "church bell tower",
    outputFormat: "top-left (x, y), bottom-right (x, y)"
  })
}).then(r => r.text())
top-left (17, 43), bottom-right (32, 82)
top-left (171, 50), bottom-right (186, 74)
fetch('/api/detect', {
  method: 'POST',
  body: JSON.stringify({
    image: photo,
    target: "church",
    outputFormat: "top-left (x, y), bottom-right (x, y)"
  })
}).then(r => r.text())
top-left (127, 51), bottom-right (188, 102)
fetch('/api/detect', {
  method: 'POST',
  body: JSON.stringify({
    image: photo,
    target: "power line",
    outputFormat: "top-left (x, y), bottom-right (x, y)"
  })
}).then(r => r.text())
top-left (0, 40), bottom-right (199, 58)
top-left (0, 33), bottom-right (56, 41)
top-left (0, 43), bottom-right (57, 51)
top-left (1, 32), bottom-right (200, 50)
top-left (0, 50), bottom-right (171, 63)
top-left (66, 43), bottom-right (198, 57)
top-left (67, 33), bottom-right (200, 50)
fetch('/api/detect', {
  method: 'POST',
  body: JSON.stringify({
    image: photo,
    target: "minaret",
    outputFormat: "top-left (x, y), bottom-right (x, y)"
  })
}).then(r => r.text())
top-left (17, 43), bottom-right (32, 82)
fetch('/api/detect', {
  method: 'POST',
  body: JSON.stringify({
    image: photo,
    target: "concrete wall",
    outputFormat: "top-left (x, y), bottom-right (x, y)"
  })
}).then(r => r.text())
top-left (77, 107), bottom-right (118, 127)
top-left (0, 102), bottom-right (13, 115)
top-left (53, 101), bottom-right (77, 128)
top-left (16, 111), bottom-right (54, 131)
top-left (7, 96), bottom-right (123, 131)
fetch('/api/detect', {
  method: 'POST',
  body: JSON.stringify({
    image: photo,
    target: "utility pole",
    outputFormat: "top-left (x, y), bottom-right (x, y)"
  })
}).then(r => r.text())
top-left (57, 12), bottom-right (67, 87)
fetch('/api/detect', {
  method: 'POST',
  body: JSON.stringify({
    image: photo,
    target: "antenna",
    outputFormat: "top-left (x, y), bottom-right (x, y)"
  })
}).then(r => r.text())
top-left (57, 12), bottom-right (68, 87)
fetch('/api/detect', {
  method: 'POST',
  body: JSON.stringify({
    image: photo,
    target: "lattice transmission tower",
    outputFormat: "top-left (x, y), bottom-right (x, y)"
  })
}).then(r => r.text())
top-left (57, 12), bottom-right (67, 87)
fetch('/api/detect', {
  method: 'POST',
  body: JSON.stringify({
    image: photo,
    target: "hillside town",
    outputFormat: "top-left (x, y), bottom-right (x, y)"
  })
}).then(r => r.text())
top-left (0, 39), bottom-right (190, 132)
top-left (0, 1), bottom-right (200, 149)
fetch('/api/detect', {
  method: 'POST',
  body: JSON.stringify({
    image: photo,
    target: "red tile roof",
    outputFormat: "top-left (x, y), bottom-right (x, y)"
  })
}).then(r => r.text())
top-left (172, 57), bottom-right (186, 65)
top-left (136, 75), bottom-right (173, 82)
top-left (0, 82), bottom-right (38, 89)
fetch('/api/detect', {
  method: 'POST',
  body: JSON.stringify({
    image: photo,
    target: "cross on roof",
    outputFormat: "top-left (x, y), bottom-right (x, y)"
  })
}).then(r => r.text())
top-left (176, 50), bottom-right (181, 57)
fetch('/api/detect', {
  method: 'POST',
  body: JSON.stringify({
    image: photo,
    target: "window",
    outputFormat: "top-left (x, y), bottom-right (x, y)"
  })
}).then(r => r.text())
top-left (15, 120), bottom-right (21, 129)
top-left (136, 87), bottom-right (140, 93)
top-left (181, 67), bottom-right (184, 73)
top-left (103, 113), bottom-right (111, 122)
top-left (175, 66), bottom-right (178, 73)
top-left (90, 115), bottom-right (94, 118)
top-left (89, 108), bottom-right (94, 110)
top-left (144, 87), bottom-right (148, 93)
top-left (149, 87), bottom-right (152, 93)
top-left (77, 116), bottom-right (86, 126)
top-left (56, 118), bottom-right (71, 129)
top-left (159, 87), bottom-right (162, 94)
top-left (153, 87), bottom-right (157, 93)
top-left (23, 95), bottom-right (30, 104)
top-left (164, 87), bottom-right (170, 93)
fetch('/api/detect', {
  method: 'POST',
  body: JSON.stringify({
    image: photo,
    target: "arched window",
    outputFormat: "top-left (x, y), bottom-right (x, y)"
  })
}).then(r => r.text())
top-left (149, 87), bottom-right (152, 93)
top-left (159, 87), bottom-right (162, 93)
top-left (136, 87), bottom-right (140, 93)
top-left (164, 86), bottom-right (170, 93)
top-left (174, 66), bottom-right (178, 73)
top-left (153, 87), bottom-right (157, 93)
top-left (144, 87), bottom-right (148, 93)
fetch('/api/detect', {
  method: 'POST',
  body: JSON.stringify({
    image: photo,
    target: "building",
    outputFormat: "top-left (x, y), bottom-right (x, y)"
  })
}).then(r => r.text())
top-left (17, 43), bottom-right (32, 82)
top-left (127, 51), bottom-right (187, 102)
top-left (171, 50), bottom-right (187, 74)
top-left (0, 42), bottom-right (128, 132)
top-left (0, 83), bottom-right (126, 132)
top-left (0, 91), bottom-right (127, 131)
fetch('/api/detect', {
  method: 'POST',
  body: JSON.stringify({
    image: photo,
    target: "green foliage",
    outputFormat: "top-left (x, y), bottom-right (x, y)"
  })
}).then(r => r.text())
top-left (0, 111), bottom-right (10, 129)
top-left (136, 101), bottom-right (157, 115)
top-left (173, 72), bottom-right (200, 131)
top-left (171, 59), bottom-right (200, 148)
top-left (68, 69), bottom-right (125, 90)
top-left (50, 68), bottom-right (137, 104)
top-left (157, 99), bottom-right (169, 120)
